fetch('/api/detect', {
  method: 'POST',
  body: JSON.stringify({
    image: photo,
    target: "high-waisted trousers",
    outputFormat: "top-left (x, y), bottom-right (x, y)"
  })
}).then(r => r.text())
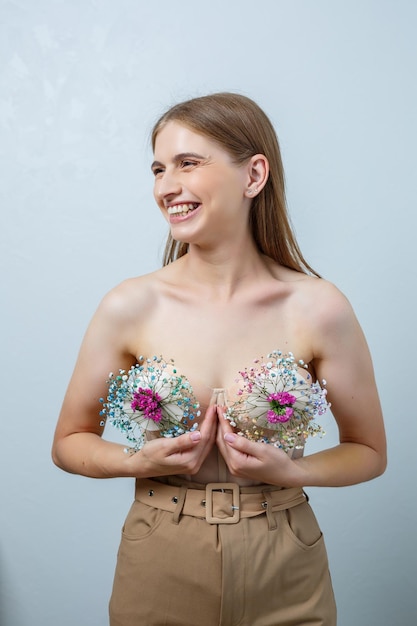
top-left (109, 478), bottom-right (337, 626)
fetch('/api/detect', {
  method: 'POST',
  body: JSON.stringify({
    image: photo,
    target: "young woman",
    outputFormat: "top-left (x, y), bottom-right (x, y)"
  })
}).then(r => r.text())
top-left (52, 93), bottom-right (386, 626)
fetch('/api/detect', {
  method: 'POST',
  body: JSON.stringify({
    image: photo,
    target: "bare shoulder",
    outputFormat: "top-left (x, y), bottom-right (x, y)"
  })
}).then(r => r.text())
top-left (268, 262), bottom-right (356, 334)
top-left (294, 277), bottom-right (367, 362)
top-left (96, 269), bottom-right (166, 324)
top-left (299, 277), bottom-right (354, 324)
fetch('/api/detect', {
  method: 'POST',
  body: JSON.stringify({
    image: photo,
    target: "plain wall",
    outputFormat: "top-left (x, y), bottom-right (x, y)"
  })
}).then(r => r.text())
top-left (1, 1), bottom-right (416, 624)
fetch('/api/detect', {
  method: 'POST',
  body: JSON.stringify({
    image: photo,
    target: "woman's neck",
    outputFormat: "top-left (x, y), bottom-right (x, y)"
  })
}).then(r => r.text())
top-left (176, 239), bottom-right (273, 300)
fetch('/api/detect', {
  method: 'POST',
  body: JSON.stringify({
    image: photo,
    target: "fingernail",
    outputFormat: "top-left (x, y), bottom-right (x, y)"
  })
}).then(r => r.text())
top-left (224, 433), bottom-right (236, 443)
top-left (190, 431), bottom-right (201, 442)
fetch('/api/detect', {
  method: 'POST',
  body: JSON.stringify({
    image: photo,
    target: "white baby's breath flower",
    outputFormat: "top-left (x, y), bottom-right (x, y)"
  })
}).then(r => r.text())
top-left (224, 352), bottom-right (329, 453)
top-left (100, 357), bottom-right (200, 450)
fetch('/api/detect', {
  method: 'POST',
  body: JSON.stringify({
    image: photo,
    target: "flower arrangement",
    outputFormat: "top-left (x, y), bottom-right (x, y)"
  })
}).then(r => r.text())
top-left (100, 356), bottom-right (201, 451)
top-left (224, 351), bottom-right (329, 453)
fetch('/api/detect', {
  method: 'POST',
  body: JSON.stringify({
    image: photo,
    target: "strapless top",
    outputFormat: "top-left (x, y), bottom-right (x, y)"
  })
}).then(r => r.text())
top-left (100, 351), bottom-right (329, 454)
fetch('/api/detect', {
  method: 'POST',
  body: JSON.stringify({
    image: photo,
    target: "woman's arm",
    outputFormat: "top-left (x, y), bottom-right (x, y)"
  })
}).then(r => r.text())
top-left (52, 282), bottom-right (216, 479)
top-left (294, 281), bottom-right (386, 486)
top-left (217, 281), bottom-right (387, 488)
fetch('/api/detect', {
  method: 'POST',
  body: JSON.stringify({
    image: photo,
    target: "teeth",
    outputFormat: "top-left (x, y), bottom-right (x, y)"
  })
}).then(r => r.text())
top-left (167, 203), bottom-right (198, 215)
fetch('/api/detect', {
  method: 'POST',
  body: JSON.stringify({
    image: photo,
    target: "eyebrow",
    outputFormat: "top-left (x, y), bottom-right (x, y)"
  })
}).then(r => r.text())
top-left (151, 152), bottom-right (208, 171)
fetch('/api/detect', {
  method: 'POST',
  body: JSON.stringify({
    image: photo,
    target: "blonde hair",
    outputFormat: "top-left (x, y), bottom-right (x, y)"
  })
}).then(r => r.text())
top-left (152, 92), bottom-right (319, 276)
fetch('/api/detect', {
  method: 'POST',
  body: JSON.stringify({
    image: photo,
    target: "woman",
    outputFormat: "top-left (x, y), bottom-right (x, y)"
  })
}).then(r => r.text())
top-left (52, 93), bottom-right (386, 626)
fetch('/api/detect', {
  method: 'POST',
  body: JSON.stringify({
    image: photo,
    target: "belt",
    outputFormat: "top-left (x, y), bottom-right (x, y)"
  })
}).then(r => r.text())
top-left (135, 478), bottom-right (307, 525)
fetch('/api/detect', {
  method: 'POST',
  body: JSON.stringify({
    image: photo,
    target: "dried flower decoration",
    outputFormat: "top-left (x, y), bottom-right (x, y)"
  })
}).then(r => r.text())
top-left (100, 356), bottom-right (200, 451)
top-left (224, 351), bottom-right (329, 453)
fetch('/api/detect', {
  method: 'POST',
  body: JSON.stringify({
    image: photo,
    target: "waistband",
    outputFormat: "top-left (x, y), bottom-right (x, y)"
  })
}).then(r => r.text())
top-left (135, 478), bottom-right (307, 525)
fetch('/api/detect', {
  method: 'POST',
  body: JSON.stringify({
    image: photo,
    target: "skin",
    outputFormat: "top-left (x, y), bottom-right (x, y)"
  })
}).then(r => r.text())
top-left (52, 121), bottom-right (387, 488)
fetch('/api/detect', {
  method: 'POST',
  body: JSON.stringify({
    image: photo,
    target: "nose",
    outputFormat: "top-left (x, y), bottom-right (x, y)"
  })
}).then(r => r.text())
top-left (154, 168), bottom-right (182, 201)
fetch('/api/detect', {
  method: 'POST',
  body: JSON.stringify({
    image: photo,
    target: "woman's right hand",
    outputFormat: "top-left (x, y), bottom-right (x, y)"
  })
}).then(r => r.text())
top-left (126, 404), bottom-right (218, 478)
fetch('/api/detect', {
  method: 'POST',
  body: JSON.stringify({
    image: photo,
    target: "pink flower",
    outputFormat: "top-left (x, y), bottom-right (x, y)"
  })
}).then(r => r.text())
top-left (267, 391), bottom-right (296, 405)
top-left (266, 391), bottom-right (296, 424)
top-left (267, 409), bottom-right (292, 424)
top-left (131, 388), bottom-right (163, 422)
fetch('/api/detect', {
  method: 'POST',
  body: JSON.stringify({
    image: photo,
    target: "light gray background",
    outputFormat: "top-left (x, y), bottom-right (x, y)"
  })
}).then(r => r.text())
top-left (1, 1), bottom-right (416, 625)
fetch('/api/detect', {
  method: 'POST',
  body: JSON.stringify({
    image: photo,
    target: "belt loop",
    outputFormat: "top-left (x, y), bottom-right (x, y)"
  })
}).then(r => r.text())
top-left (262, 490), bottom-right (277, 531)
top-left (172, 485), bottom-right (188, 525)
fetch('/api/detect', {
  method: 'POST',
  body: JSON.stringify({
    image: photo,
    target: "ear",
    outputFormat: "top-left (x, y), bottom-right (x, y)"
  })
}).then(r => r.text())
top-left (244, 154), bottom-right (269, 198)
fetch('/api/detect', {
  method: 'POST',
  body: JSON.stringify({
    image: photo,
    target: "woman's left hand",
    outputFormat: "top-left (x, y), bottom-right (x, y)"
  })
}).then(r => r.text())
top-left (216, 407), bottom-right (306, 487)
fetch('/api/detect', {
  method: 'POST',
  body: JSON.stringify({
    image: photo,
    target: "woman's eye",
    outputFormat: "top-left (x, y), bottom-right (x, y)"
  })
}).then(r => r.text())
top-left (152, 167), bottom-right (164, 176)
top-left (181, 160), bottom-right (197, 169)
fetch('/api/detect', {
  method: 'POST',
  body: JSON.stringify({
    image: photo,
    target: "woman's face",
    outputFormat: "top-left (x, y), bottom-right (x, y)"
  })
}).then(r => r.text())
top-left (152, 121), bottom-right (251, 247)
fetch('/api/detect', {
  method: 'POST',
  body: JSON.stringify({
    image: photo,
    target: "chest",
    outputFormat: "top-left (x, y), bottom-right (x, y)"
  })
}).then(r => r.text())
top-left (132, 296), bottom-right (312, 395)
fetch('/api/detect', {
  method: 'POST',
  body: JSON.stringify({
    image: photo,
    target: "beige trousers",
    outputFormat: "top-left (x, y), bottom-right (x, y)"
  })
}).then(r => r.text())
top-left (109, 478), bottom-right (336, 626)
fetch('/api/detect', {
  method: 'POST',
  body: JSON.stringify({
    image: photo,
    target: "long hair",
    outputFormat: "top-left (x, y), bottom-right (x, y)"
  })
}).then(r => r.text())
top-left (151, 92), bottom-right (319, 277)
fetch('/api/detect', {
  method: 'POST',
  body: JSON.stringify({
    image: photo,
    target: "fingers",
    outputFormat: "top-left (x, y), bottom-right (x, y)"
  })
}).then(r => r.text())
top-left (216, 405), bottom-right (235, 434)
top-left (137, 404), bottom-right (219, 477)
top-left (191, 403), bottom-right (217, 460)
top-left (215, 406), bottom-right (269, 478)
top-left (153, 404), bottom-right (218, 473)
top-left (162, 404), bottom-right (218, 452)
top-left (224, 429), bottom-right (272, 461)
top-left (216, 406), bottom-right (263, 455)
top-left (216, 405), bottom-right (236, 458)
top-left (216, 405), bottom-right (241, 451)
top-left (199, 403), bottom-right (218, 437)
top-left (138, 434), bottom-right (203, 477)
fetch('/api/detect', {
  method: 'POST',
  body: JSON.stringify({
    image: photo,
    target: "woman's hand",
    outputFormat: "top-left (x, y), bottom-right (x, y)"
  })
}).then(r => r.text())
top-left (128, 404), bottom-right (218, 478)
top-left (216, 407), bottom-right (306, 487)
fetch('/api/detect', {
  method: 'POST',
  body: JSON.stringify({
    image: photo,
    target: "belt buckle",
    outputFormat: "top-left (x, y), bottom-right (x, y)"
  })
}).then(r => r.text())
top-left (205, 482), bottom-right (240, 524)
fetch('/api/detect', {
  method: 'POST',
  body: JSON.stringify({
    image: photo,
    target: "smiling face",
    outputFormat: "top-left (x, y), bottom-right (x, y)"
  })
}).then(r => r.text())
top-left (152, 122), bottom-right (253, 248)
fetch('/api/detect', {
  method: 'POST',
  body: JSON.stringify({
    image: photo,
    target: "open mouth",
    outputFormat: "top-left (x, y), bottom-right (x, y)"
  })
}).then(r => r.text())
top-left (167, 203), bottom-right (200, 217)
